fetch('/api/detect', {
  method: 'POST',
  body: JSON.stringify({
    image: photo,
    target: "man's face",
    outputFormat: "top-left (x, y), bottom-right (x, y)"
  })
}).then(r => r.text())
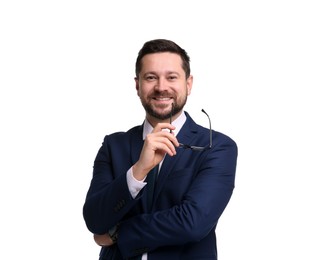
top-left (135, 52), bottom-right (193, 121)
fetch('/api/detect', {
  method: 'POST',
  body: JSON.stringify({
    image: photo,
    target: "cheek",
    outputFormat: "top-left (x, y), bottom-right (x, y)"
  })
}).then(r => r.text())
top-left (138, 84), bottom-right (153, 96)
top-left (137, 88), bottom-right (150, 100)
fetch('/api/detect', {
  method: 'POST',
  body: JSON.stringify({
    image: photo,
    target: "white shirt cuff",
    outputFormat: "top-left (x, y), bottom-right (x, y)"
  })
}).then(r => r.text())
top-left (126, 167), bottom-right (146, 199)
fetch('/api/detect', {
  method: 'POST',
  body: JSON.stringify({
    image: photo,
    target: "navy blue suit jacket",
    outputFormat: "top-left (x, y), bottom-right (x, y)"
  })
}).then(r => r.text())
top-left (83, 112), bottom-right (237, 259)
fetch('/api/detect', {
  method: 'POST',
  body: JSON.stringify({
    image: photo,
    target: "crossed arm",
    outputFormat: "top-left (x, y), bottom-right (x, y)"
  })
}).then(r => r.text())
top-left (85, 123), bottom-right (237, 258)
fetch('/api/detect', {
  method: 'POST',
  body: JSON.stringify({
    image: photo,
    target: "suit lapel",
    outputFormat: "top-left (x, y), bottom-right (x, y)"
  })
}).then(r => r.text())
top-left (155, 148), bottom-right (184, 191)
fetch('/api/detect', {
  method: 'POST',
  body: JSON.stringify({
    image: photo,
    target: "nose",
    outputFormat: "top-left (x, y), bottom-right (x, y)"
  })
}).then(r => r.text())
top-left (154, 78), bottom-right (168, 92)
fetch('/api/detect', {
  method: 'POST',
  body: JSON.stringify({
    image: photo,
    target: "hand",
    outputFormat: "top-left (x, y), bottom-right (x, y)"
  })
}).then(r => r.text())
top-left (133, 122), bottom-right (179, 180)
top-left (94, 233), bottom-right (114, 247)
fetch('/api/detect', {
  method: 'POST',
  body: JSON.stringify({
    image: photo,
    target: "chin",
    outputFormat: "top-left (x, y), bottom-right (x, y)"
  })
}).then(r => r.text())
top-left (148, 108), bottom-right (170, 121)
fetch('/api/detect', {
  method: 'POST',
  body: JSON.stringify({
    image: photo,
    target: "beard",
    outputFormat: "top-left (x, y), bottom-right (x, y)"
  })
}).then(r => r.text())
top-left (141, 95), bottom-right (187, 120)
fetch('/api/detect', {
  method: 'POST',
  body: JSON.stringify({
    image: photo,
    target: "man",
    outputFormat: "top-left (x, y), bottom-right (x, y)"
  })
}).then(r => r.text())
top-left (83, 39), bottom-right (238, 259)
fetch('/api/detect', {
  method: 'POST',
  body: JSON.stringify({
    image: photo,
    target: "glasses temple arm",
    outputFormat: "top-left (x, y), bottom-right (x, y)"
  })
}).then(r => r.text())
top-left (201, 109), bottom-right (212, 148)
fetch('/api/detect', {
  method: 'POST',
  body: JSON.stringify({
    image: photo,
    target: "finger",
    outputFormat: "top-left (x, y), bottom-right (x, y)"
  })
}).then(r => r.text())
top-left (152, 136), bottom-right (178, 156)
top-left (158, 132), bottom-right (180, 148)
top-left (147, 132), bottom-right (179, 150)
top-left (93, 234), bottom-right (102, 246)
top-left (94, 234), bottom-right (110, 246)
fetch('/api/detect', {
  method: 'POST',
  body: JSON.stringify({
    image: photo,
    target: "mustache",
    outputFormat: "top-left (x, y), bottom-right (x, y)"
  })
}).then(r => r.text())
top-left (150, 90), bottom-right (174, 98)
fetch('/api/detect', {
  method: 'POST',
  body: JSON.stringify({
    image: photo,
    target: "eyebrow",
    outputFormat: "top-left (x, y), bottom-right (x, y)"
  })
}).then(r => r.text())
top-left (143, 71), bottom-right (180, 76)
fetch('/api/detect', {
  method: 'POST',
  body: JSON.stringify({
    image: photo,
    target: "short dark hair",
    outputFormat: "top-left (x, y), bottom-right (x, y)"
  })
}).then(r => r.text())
top-left (135, 39), bottom-right (191, 79)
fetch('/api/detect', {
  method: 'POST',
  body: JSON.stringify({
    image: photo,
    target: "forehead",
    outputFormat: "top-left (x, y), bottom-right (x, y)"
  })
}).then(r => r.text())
top-left (140, 52), bottom-right (183, 74)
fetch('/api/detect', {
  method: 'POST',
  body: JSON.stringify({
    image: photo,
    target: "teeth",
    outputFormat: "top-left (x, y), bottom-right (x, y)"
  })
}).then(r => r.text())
top-left (155, 98), bottom-right (170, 101)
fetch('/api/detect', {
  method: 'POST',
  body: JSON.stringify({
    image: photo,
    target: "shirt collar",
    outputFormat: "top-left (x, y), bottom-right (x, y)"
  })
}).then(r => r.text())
top-left (143, 111), bottom-right (187, 140)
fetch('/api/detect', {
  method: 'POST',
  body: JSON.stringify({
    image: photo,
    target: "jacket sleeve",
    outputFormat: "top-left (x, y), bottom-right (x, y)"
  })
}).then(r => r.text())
top-left (83, 134), bottom-right (140, 234)
top-left (117, 135), bottom-right (238, 258)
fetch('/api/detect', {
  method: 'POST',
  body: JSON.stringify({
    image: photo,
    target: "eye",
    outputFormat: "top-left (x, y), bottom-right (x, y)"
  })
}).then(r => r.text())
top-left (145, 75), bottom-right (157, 81)
top-left (168, 75), bottom-right (178, 81)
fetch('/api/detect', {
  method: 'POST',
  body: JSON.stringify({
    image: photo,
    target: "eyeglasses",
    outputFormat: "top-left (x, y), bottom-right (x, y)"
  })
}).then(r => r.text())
top-left (170, 104), bottom-right (212, 151)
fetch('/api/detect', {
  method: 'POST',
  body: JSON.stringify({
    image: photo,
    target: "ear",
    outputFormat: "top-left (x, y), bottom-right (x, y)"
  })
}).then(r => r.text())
top-left (186, 75), bottom-right (193, 96)
top-left (134, 77), bottom-right (140, 95)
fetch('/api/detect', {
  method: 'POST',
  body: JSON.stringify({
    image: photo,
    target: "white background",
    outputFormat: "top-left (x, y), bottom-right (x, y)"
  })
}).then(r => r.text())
top-left (1, 1), bottom-right (324, 259)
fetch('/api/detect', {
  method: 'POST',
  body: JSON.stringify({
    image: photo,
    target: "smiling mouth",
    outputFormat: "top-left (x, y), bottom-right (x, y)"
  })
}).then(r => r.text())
top-left (153, 97), bottom-right (172, 101)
